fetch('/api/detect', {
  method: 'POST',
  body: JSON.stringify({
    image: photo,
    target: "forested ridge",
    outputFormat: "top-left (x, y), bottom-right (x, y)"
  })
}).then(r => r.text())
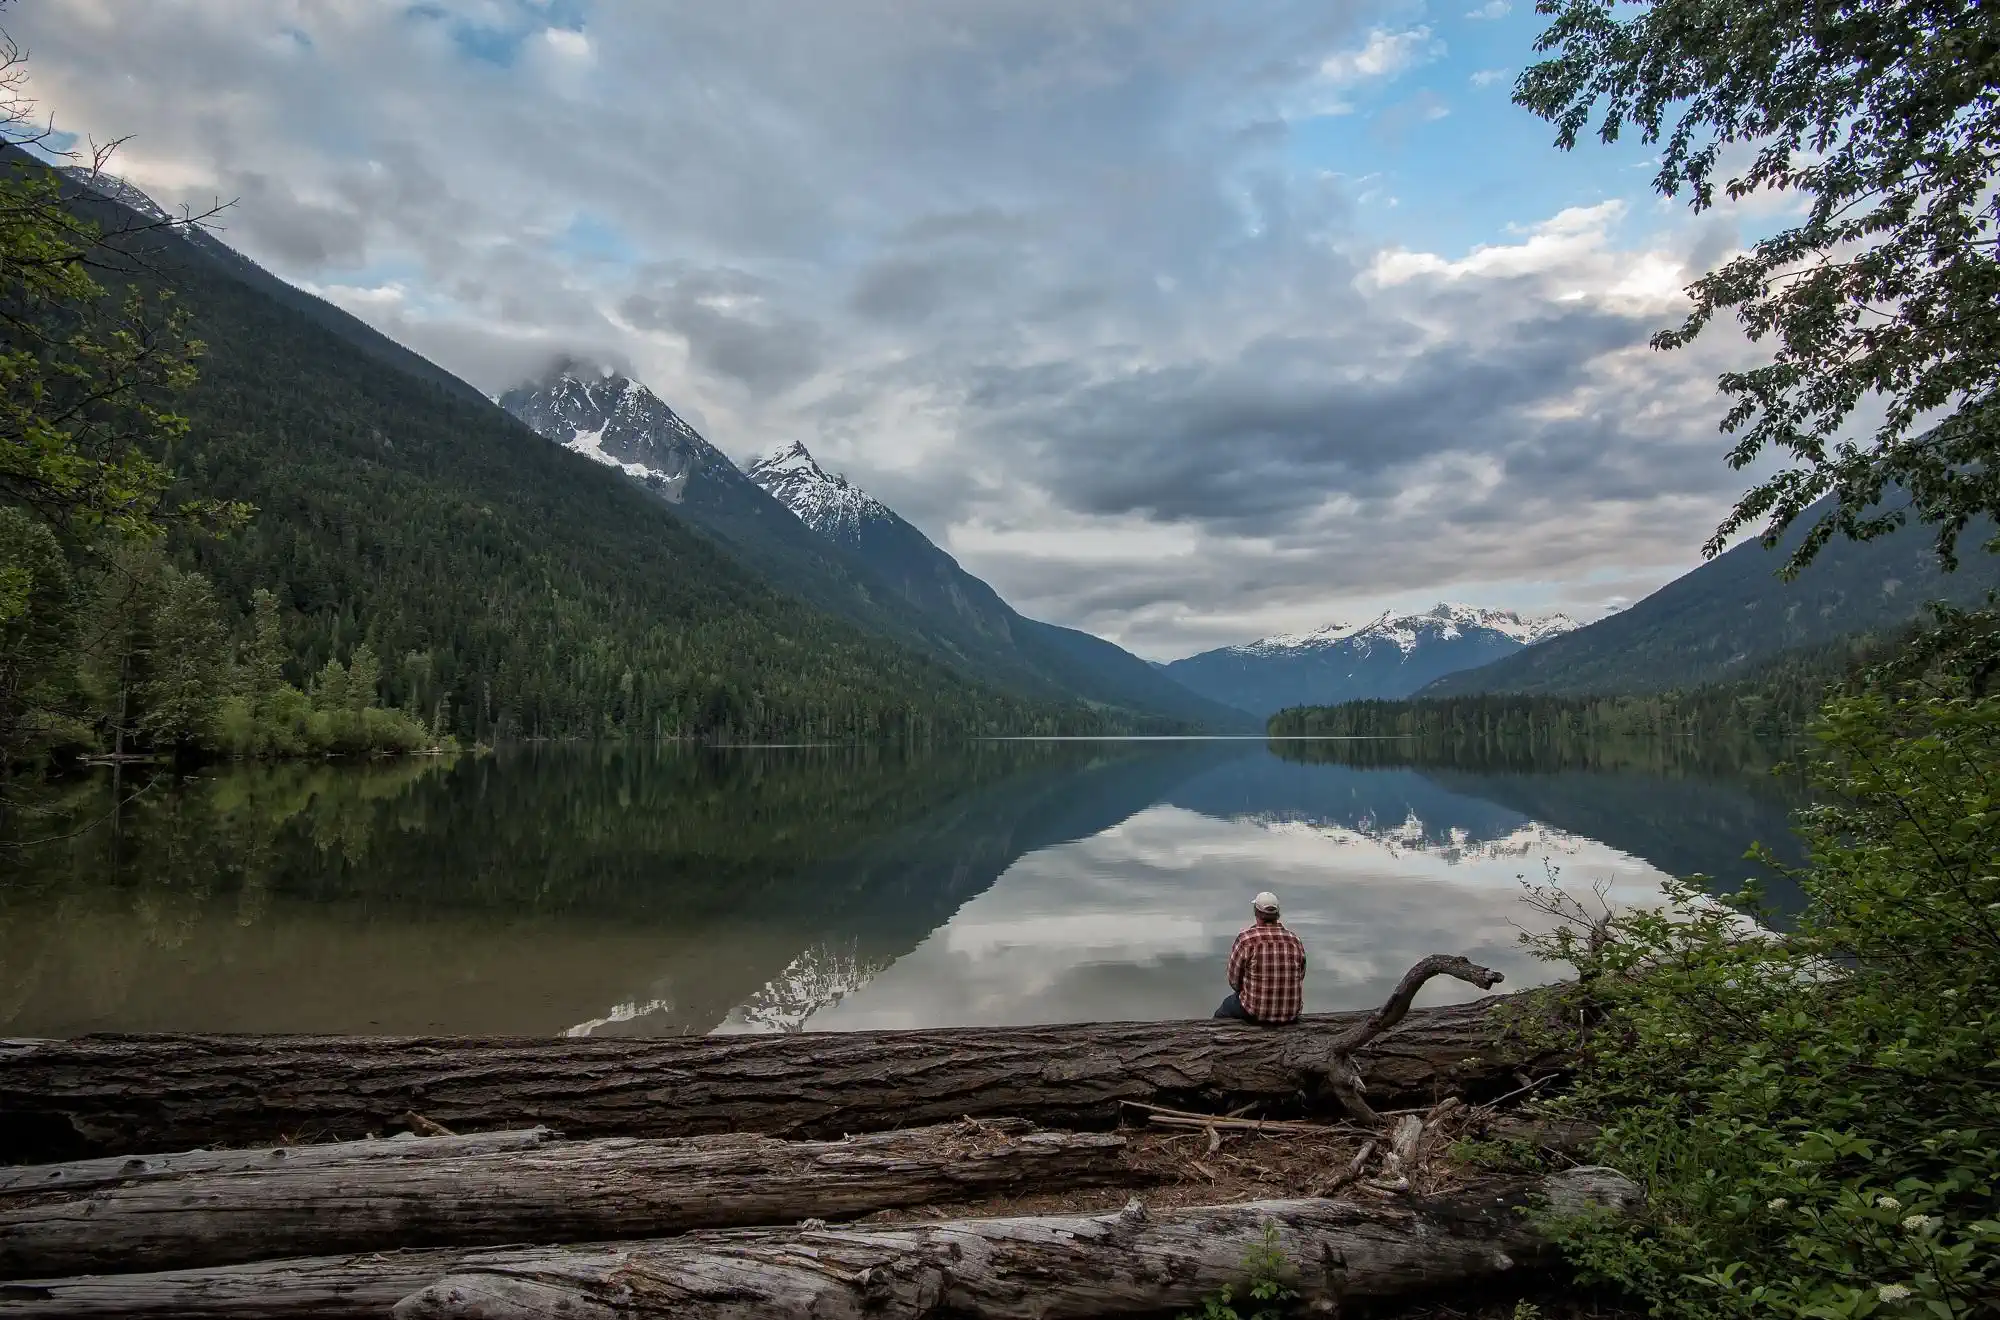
top-left (0, 146), bottom-right (1161, 769)
top-left (1269, 628), bottom-right (1902, 755)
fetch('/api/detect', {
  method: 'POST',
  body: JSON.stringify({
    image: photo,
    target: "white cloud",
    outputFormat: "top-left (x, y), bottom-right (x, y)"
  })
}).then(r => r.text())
top-left (1316, 26), bottom-right (1444, 87)
top-left (538, 27), bottom-right (592, 62)
top-left (1469, 67), bottom-right (1509, 88)
top-left (1465, 1), bottom-right (1512, 18)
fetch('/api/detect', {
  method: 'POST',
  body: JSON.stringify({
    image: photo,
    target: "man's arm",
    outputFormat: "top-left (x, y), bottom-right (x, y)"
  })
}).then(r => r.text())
top-left (1226, 933), bottom-right (1245, 991)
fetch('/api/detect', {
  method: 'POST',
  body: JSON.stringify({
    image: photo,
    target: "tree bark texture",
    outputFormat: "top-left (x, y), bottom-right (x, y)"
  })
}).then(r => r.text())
top-left (0, 1243), bottom-right (598, 1320)
top-left (0, 1171), bottom-right (1639, 1320)
top-left (0, 1122), bottom-right (1127, 1280)
top-left (0, 1129), bottom-right (557, 1197)
top-left (0, 993), bottom-right (1554, 1161)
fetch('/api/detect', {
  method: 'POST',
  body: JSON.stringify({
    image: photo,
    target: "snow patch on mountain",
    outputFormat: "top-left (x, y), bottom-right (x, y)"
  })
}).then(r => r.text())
top-left (57, 166), bottom-right (189, 232)
top-left (745, 441), bottom-right (895, 547)
top-left (1238, 602), bottom-right (1576, 658)
top-left (500, 367), bottom-right (728, 502)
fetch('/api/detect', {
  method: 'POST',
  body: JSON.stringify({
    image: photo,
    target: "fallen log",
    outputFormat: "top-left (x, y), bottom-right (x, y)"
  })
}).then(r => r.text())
top-left (0, 1170), bottom-right (1640, 1320)
top-left (0, 1121), bottom-right (1128, 1280)
top-left (0, 985), bottom-right (1561, 1161)
top-left (0, 1243), bottom-right (600, 1319)
top-left (394, 1168), bottom-right (1640, 1320)
top-left (0, 1128), bottom-right (556, 1197)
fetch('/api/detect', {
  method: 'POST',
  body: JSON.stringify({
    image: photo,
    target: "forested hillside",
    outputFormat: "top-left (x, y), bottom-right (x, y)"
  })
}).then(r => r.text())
top-left (1269, 628), bottom-right (1898, 763)
top-left (1421, 501), bottom-right (2000, 697)
top-left (4, 149), bottom-right (1146, 753)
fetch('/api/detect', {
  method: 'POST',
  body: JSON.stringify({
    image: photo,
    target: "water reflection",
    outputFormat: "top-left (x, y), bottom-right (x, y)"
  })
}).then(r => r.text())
top-left (0, 738), bottom-right (1804, 1037)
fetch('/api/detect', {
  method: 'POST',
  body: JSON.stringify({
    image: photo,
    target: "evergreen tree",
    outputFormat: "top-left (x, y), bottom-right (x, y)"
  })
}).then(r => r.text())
top-left (133, 565), bottom-right (224, 752)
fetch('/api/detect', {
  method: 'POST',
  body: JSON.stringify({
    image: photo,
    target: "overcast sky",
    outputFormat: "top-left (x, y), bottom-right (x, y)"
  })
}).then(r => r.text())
top-left (11, 0), bottom-right (1794, 660)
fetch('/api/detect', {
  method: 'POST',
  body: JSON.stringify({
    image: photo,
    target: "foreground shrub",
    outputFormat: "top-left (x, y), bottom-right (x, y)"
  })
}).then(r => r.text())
top-left (1526, 640), bottom-right (2000, 1318)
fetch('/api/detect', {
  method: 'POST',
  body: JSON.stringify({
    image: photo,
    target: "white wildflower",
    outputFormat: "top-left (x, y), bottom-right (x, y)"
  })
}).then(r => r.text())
top-left (1901, 1214), bottom-right (1938, 1234)
top-left (1876, 1196), bottom-right (1902, 1210)
top-left (1766, 1198), bottom-right (1789, 1211)
top-left (1876, 1284), bottom-right (1913, 1303)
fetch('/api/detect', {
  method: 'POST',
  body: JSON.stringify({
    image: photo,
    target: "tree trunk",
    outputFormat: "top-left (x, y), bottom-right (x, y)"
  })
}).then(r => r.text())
top-left (0, 992), bottom-right (1556, 1161)
top-left (0, 1122), bottom-right (1127, 1280)
top-left (0, 1128), bottom-right (558, 1197)
top-left (0, 1172), bottom-right (1635, 1320)
top-left (0, 1243), bottom-right (585, 1320)
top-left (395, 1171), bottom-right (1640, 1320)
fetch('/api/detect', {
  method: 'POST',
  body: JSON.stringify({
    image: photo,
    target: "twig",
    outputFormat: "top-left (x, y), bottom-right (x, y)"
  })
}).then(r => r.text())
top-left (1145, 1114), bottom-right (1352, 1135)
top-left (1216, 1152), bottom-right (1285, 1181)
top-left (1120, 1100), bottom-right (1242, 1123)
top-left (1312, 1139), bottom-right (1379, 1198)
top-left (397, 1111), bottom-right (454, 1138)
top-left (1483, 1073), bottom-right (1556, 1109)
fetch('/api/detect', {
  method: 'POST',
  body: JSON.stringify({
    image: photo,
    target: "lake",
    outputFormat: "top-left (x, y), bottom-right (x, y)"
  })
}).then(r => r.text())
top-left (0, 738), bottom-right (1804, 1038)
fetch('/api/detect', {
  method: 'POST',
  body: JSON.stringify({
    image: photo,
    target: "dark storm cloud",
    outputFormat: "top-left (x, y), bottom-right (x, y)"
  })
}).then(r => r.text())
top-left (953, 303), bottom-right (1656, 528)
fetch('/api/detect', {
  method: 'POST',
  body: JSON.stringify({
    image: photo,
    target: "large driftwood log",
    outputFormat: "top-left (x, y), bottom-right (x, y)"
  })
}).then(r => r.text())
top-left (0, 1172), bottom-right (1639, 1320)
top-left (0, 990), bottom-right (1555, 1161)
top-left (0, 1128), bottom-right (557, 1197)
top-left (0, 1243), bottom-right (599, 1319)
top-left (399, 1168), bottom-right (1641, 1319)
top-left (0, 1121), bottom-right (1128, 1280)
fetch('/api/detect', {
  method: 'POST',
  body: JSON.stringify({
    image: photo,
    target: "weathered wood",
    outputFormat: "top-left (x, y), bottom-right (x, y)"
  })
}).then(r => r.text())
top-left (0, 1128), bottom-right (557, 1197)
top-left (1481, 1115), bottom-right (1602, 1155)
top-left (0, 1243), bottom-right (599, 1319)
top-left (0, 1121), bottom-right (1128, 1280)
top-left (0, 992), bottom-right (1556, 1161)
top-left (1323, 955), bottom-right (1506, 1124)
top-left (0, 1171), bottom-right (1640, 1320)
top-left (393, 1170), bottom-right (1642, 1320)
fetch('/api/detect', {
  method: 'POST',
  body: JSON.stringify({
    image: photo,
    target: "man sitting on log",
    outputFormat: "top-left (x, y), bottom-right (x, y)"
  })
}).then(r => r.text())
top-left (1214, 890), bottom-right (1306, 1025)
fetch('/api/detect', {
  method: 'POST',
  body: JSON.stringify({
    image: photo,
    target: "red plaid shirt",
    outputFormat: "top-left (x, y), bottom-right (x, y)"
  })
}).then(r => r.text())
top-left (1227, 921), bottom-right (1307, 1024)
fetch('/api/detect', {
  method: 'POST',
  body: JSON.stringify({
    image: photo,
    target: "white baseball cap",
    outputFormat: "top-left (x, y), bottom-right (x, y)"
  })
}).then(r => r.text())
top-left (1252, 891), bottom-right (1280, 914)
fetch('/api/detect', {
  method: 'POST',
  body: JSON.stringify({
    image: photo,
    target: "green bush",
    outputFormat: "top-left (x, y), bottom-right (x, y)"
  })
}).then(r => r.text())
top-left (1524, 641), bottom-right (2000, 1317)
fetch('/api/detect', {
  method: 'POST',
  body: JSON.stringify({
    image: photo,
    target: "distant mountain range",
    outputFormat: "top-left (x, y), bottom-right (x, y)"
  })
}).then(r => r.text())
top-left (499, 368), bottom-right (1257, 732)
top-left (1422, 505), bottom-right (2000, 697)
top-left (1165, 603), bottom-right (1578, 717)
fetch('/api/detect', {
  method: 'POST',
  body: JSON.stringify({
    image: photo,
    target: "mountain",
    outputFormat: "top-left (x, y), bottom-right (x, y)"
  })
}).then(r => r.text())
top-left (493, 366), bottom-right (973, 664)
top-left (496, 371), bottom-right (1256, 731)
top-left (58, 165), bottom-right (492, 407)
top-left (1164, 603), bottom-right (1578, 717)
top-left (743, 439), bottom-right (1262, 732)
top-left (746, 442), bottom-right (899, 545)
top-left (31, 153), bottom-right (1122, 741)
top-left (1421, 503), bottom-right (2000, 697)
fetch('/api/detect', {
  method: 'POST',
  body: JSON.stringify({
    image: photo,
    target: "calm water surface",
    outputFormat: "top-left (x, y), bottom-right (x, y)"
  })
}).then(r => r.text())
top-left (0, 739), bottom-right (1803, 1037)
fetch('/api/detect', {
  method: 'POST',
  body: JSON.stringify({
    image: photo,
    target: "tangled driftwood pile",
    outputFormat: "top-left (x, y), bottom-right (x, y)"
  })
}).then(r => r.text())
top-left (0, 956), bottom-right (1635, 1319)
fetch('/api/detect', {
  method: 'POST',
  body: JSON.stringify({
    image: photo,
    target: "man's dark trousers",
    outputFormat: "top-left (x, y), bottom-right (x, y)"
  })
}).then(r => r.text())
top-left (1214, 992), bottom-right (1275, 1023)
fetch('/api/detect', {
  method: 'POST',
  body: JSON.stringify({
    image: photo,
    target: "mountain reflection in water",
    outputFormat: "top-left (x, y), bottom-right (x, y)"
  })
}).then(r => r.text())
top-left (0, 738), bottom-right (1803, 1038)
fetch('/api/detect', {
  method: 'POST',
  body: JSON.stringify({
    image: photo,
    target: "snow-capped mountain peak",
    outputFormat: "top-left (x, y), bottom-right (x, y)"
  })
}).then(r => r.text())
top-left (1163, 602), bottom-right (1580, 717)
top-left (746, 441), bottom-right (895, 547)
top-left (1237, 602), bottom-right (1575, 658)
top-left (499, 365), bottom-right (727, 502)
